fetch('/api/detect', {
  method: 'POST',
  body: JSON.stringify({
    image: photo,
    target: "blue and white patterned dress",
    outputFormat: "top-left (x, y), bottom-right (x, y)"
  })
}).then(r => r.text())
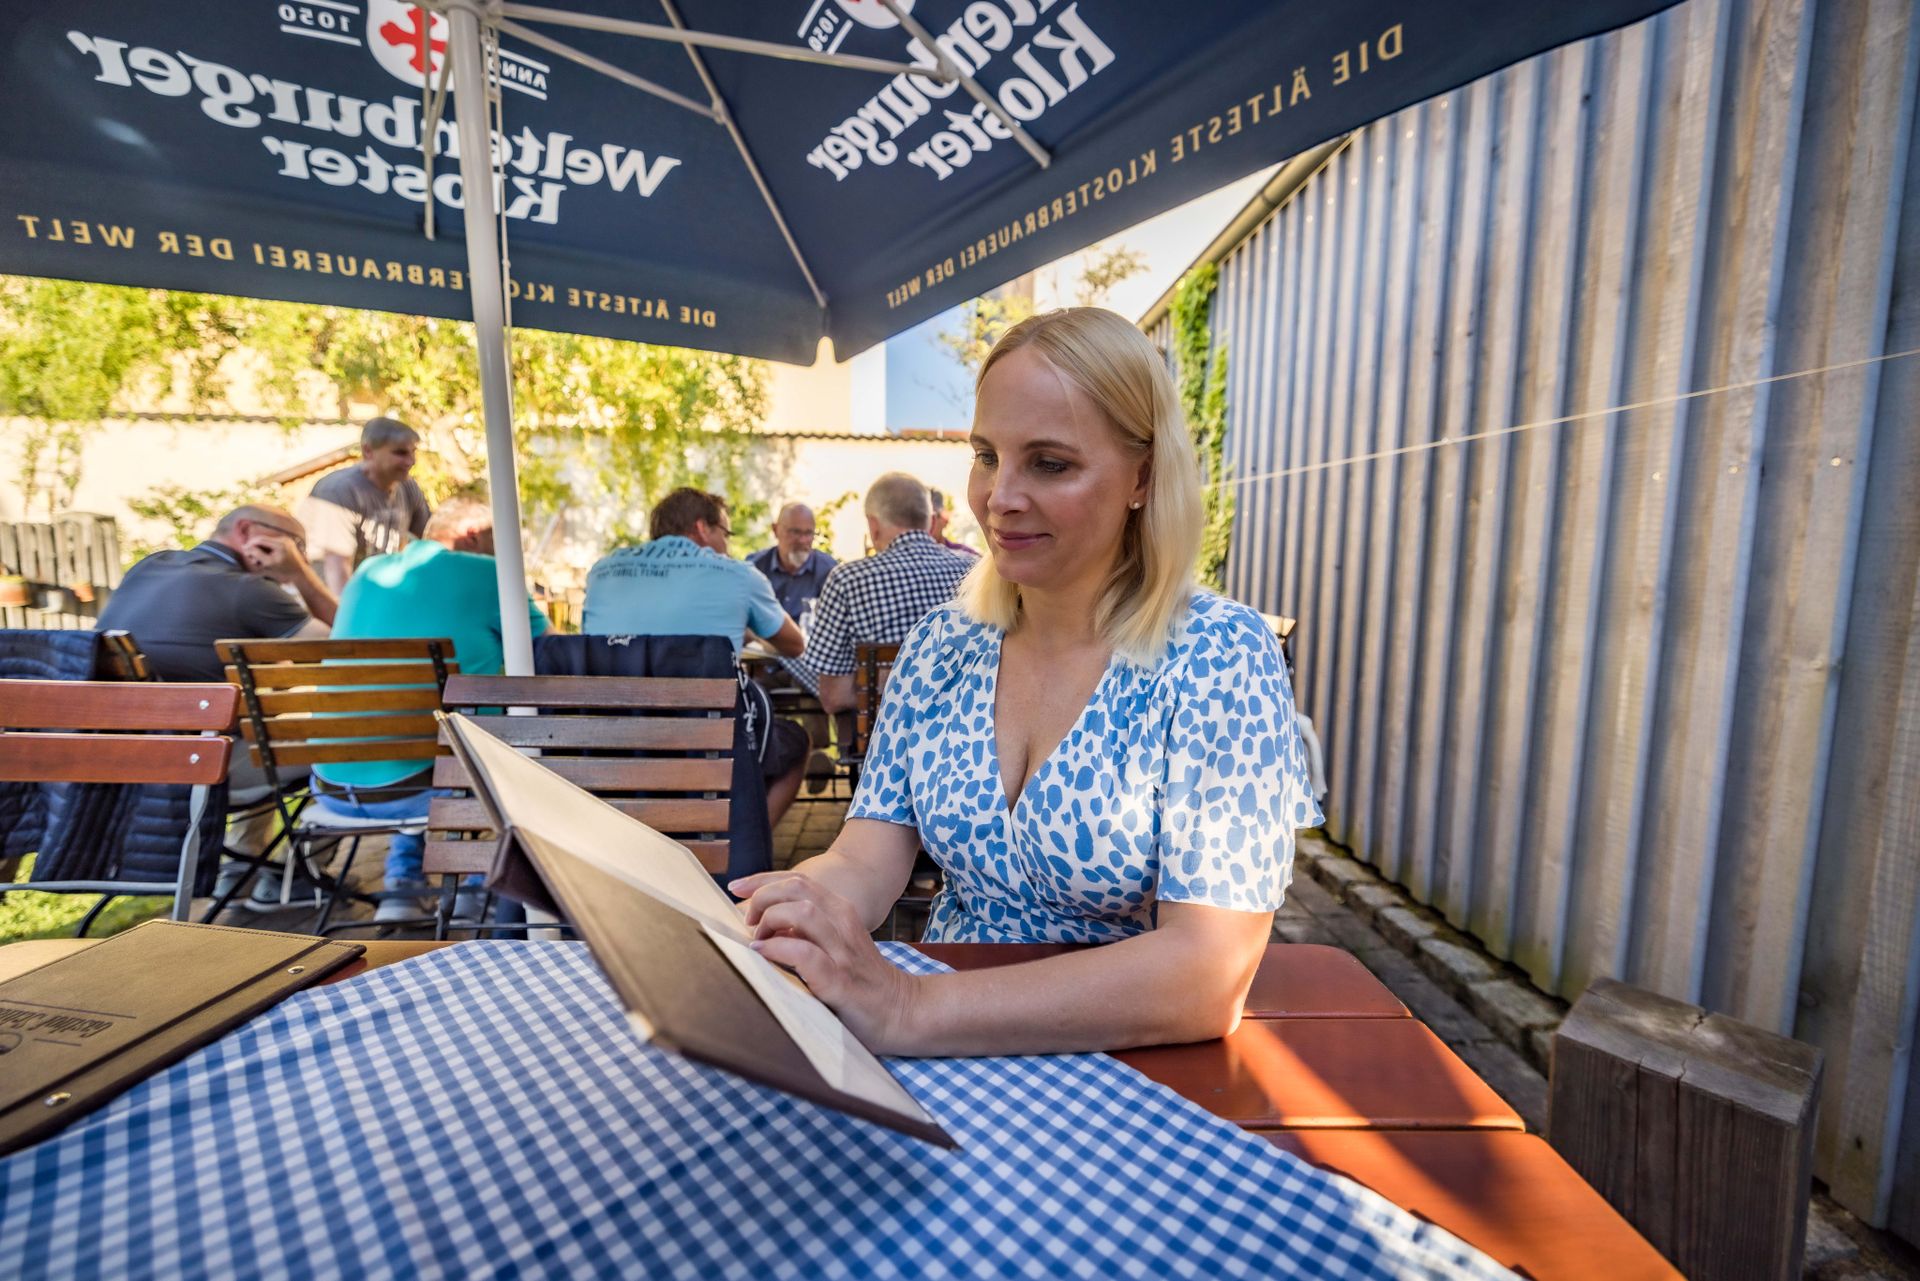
top-left (849, 592), bottom-right (1324, 944)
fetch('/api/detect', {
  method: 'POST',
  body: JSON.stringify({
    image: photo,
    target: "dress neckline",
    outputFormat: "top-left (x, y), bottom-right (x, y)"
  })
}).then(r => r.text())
top-left (985, 629), bottom-right (1119, 817)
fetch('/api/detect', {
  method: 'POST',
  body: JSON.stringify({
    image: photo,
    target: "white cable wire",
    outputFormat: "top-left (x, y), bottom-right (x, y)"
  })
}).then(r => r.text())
top-left (1222, 344), bottom-right (1920, 487)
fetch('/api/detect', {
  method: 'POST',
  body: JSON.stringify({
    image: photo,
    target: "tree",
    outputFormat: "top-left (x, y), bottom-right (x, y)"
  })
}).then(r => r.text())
top-left (936, 291), bottom-right (1035, 384)
top-left (0, 276), bottom-right (772, 570)
top-left (1075, 243), bottom-right (1147, 308)
top-left (0, 278), bottom-right (245, 515)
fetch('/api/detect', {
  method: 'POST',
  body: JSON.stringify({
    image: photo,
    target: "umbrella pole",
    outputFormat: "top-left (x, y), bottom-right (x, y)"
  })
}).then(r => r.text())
top-left (447, 1), bottom-right (535, 677)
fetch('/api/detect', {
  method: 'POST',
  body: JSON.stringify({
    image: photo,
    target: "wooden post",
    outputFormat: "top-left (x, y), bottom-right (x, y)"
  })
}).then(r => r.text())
top-left (1549, 977), bottom-right (1823, 1281)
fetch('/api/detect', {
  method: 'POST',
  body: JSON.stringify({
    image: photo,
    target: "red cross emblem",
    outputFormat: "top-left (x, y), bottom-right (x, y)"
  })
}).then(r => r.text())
top-left (378, 7), bottom-right (445, 75)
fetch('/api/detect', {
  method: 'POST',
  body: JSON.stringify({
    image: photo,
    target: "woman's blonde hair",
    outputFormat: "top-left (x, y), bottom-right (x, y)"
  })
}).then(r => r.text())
top-left (956, 306), bottom-right (1203, 666)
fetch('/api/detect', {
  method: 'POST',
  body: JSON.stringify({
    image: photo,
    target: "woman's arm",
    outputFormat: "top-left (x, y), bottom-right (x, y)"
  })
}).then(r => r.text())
top-left (734, 875), bottom-right (1271, 1056)
top-left (730, 816), bottom-right (918, 932)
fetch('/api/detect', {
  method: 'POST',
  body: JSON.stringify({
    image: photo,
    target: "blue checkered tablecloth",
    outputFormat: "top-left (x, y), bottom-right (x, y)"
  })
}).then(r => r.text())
top-left (0, 942), bottom-right (1512, 1279)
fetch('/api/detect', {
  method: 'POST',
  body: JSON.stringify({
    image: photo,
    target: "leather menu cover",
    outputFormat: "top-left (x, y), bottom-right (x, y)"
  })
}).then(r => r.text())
top-left (0, 920), bottom-right (364, 1156)
top-left (440, 712), bottom-right (955, 1149)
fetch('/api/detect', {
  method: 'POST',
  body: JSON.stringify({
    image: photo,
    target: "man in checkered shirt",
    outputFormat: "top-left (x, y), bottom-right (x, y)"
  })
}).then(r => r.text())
top-left (794, 472), bottom-right (972, 712)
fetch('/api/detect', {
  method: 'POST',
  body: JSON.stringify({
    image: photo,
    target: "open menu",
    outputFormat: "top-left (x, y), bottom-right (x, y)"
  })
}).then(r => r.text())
top-left (438, 711), bottom-right (954, 1148)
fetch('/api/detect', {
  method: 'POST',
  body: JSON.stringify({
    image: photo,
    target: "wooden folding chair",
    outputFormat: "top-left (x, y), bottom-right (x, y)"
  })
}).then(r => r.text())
top-left (217, 637), bottom-right (456, 931)
top-left (0, 679), bottom-right (236, 930)
top-left (843, 641), bottom-right (901, 783)
top-left (841, 641), bottom-right (943, 938)
top-left (95, 629), bottom-right (157, 682)
top-left (427, 673), bottom-right (737, 938)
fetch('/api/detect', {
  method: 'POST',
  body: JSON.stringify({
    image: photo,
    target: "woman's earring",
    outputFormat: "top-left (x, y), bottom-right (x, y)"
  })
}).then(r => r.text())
top-left (1129, 501), bottom-right (1143, 510)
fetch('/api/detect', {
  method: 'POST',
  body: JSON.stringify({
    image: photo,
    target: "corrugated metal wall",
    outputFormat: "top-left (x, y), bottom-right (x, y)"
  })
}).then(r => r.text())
top-left (1152, 0), bottom-right (1920, 1235)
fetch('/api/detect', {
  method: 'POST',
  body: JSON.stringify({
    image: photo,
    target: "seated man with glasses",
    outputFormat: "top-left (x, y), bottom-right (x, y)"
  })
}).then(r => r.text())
top-left (582, 487), bottom-right (811, 824)
top-left (746, 502), bottom-right (836, 629)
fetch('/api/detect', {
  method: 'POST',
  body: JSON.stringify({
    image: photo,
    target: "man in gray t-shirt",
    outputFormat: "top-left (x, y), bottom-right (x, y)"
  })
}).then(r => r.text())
top-left (297, 416), bottom-right (432, 592)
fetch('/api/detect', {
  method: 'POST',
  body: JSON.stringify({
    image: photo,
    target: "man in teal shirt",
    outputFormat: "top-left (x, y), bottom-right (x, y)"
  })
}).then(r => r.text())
top-left (311, 497), bottom-right (549, 921)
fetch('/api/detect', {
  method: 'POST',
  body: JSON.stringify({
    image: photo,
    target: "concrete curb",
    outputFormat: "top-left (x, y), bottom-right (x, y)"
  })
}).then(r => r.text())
top-left (1293, 831), bottom-right (1567, 1075)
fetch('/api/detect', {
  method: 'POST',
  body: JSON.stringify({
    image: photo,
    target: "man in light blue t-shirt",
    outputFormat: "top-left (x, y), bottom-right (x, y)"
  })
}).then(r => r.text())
top-left (310, 497), bottom-right (550, 922)
top-left (582, 487), bottom-right (811, 824)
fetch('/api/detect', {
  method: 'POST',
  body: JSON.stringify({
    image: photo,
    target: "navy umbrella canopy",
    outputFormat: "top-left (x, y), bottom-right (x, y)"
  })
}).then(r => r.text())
top-left (2, 0), bottom-right (1677, 363)
top-left (0, 0), bottom-right (1677, 673)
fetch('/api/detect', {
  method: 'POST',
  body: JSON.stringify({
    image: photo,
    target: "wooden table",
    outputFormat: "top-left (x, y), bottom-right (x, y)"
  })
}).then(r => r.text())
top-left (6, 935), bottom-right (1676, 1278)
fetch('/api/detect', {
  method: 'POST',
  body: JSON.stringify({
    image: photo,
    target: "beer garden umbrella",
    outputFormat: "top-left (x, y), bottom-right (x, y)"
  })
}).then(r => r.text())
top-left (0, 0), bottom-right (1676, 671)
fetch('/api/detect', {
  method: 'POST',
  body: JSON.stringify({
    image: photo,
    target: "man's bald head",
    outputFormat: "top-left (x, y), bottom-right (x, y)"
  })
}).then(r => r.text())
top-left (771, 502), bottom-right (817, 571)
top-left (212, 504), bottom-right (305, 548)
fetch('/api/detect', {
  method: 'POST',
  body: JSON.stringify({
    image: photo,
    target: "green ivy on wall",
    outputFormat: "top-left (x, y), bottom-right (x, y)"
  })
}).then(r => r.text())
top-left (1170, 264), bottom-right (1233, 591)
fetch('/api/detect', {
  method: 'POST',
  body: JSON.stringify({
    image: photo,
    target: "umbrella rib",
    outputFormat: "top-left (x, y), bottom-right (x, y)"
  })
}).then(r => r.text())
top-left (496, 19), bottom-right (721, 121)
top-left (876, 0), bottom-right (1051, 170)
top-left (497, 4), bottom-right (950, 82)
top-left (652, 0), bottom-right (829, 311)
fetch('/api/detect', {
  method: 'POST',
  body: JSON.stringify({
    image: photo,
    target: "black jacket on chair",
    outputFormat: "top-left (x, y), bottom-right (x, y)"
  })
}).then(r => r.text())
top-left (0, 629), bottom-right (224, 892)
top-left (532, 633), bottom-right (771, 883)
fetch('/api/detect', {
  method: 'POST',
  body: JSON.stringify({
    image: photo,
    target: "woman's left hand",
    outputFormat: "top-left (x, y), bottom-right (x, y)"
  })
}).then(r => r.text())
top-left (731, 871), bottom-right (922, 1054)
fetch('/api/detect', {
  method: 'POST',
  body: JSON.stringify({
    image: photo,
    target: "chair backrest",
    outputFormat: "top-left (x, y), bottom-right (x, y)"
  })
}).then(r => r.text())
top-left (1260, 612), bottom-right (1299, 665)
top-left (0, 679), bottom-right (236, 784)
top-left (96, 629), bottom-right (157, 681)
top-left (849, 642), bottom-right (902, 762)
top-left (216, 637), bottom-right (458, 776)
top-left (428, 673), bottom-right (738, 879)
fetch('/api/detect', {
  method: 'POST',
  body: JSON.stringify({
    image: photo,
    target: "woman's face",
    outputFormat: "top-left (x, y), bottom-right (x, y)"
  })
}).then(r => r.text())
top-left (969, 346), bottom-right (1148, 599)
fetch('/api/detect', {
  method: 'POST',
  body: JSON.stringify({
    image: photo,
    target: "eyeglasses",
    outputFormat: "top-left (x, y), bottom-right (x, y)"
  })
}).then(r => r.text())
top-left (247, 520), bottom-right (307, 553)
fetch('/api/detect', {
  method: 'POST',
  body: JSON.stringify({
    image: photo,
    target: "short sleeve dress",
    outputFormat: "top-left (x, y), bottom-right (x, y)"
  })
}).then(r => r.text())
top-left (847, 592), bottom-right (1323, 944)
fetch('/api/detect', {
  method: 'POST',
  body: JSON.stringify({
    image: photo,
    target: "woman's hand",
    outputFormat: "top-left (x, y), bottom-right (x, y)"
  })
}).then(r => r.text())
top-left (729, 871), bottom-right (922, 1054)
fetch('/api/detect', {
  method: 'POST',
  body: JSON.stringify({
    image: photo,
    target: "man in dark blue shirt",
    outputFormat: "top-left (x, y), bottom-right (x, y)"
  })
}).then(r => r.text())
top-left (746, 502), bottom-right (837, 628)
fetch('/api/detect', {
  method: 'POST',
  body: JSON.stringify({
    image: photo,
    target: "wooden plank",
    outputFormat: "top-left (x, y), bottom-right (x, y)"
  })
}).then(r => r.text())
top-left (423, 836), bottom-right (728, 877)
top-left (1115, 1017), bottom-right (1524, 1131)
top-left (1265, 1131), bottom-right (1682, 1280)
top-left (1, 680), bottom-right (237, 731)
top-left (243, 713), bottom-right (441, 742)
top-left (431, 755), bottom-right (732, 792)
top-left (263, 739), bottom-right (444, 767)
top-left (254, 687), bottom-right (446, 715)
top-left (1549, 976), bottom-right (1821, 1280)
top-left (430, 796), bottom-right (727, 833)
top-left (217, 638), bottom-right (458, 663)
top-left (443, 675), bottom-right (735, 711)
top-left (0, 732), bottom-right (231, 785)
top-left (222, 661), bottom-right (456, 689)
top-left (438, 715), bottom-right (733, 751)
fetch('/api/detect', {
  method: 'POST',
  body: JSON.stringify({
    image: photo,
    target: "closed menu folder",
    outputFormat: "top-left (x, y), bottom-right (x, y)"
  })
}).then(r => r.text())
top-left (439, 711), bottom-right (956, 1149)
top-left (0, 921), bottom-right (364, 1156)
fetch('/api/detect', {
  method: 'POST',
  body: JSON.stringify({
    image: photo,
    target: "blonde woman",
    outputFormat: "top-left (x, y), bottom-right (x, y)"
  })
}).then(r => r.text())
top-left (732, 307), bottom-right (1320, 1056)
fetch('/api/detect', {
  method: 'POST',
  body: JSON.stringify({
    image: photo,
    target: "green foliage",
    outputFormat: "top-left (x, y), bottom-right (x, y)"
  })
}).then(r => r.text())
top-left (937, 292), bottom-right (1036, 383)
top-left (124, 480), bottom-right (285, 562)
top-left (0, 276), bottom-right (773, 575)
top-left (1075, 242), bottom-right (1148, 307)
top-left (1170, 265), bottom-right (1234, 591)
top-left (0, 278), bottom-right (224, 515)
top-left (812, 488), bottom-right (861, 560)
top-left (0, 855), bottom-right (167, 943)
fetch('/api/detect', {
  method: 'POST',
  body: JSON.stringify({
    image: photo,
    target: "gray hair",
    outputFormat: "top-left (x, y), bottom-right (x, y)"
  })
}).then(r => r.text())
top-left (424, 497), bottom-right (491, 542)
top-left (361, 416), bottom-right (419, 450)
top-left (865, 473), bottom-right (932, 531)
top-left (212, 503), bottom-right (299, 538)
